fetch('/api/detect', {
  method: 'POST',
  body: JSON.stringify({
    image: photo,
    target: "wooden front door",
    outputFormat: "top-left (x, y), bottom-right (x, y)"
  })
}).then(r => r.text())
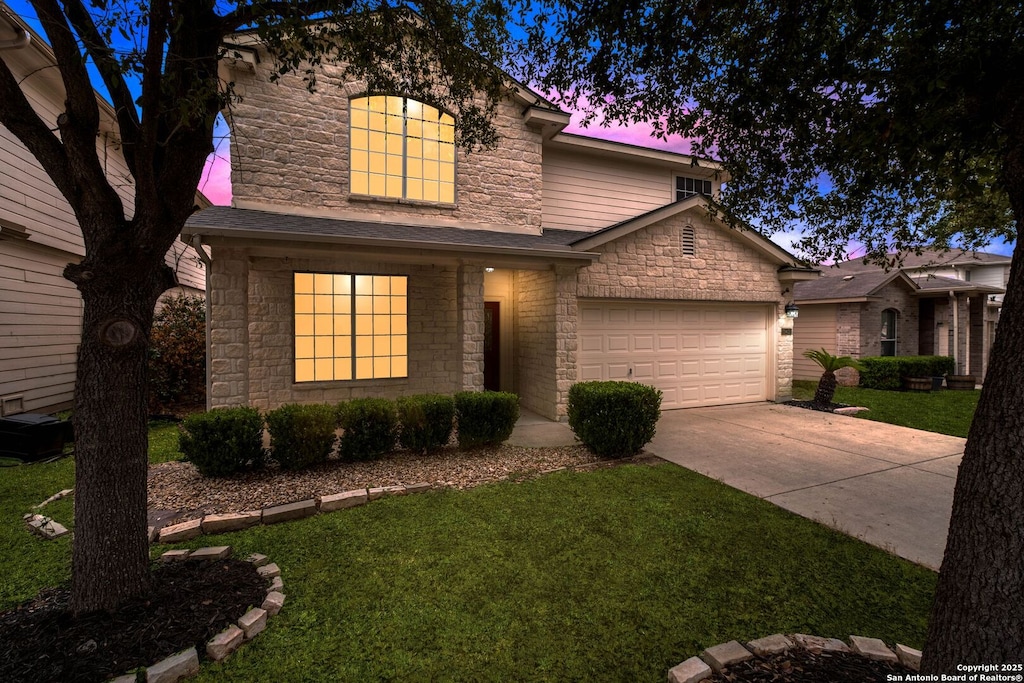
top-left (484, 301), bottom-right (500, 391)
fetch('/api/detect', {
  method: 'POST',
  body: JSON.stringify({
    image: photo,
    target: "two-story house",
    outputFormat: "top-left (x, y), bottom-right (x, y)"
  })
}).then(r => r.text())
top-left (183, 37), bottom-right (818, 421)
top-left (0, 4), bottom-right (206, 416)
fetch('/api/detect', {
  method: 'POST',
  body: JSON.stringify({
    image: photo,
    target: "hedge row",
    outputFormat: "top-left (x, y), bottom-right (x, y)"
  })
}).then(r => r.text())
top-left (858, 356), bottom-right (956, 390)
top-left (178, 391), bottom-right (520, 477)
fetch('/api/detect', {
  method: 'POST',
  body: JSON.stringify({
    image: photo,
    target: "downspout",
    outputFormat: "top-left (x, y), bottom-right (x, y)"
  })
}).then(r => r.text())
top-left (190, 235), bottom-right (213, 410)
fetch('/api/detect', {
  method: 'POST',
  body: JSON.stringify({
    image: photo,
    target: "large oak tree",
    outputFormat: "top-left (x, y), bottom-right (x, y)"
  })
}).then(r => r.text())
top-left (519, 0), bottom-right (1023, 670)
top-left (0, 0), bottom-right (515, 615)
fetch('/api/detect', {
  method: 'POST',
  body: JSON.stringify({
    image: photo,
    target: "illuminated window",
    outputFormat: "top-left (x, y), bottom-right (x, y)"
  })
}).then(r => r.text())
top-left (350, 95), bottom-right (456, 203)
top-left (294, 273), bottom-right (408, 382)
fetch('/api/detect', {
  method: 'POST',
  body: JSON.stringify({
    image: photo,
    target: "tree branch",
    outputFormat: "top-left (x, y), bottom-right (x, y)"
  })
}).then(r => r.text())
top-left (61, 0), bottom-right (142, 176)
top-left (0, 55), bottom-right (75, 198)
top-left (29, 0), bottom-right (125, 228)
top-left (217, 0), bottom-right (347, 33)
top-left (133, 0), bottom-right (170, 207)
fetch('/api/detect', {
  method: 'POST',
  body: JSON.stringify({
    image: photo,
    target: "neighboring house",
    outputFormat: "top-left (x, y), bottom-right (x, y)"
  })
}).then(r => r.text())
top-left (182, 38), bottom-right (818, 421)
top-left (0, 5), bottom-right (206, 416)
top-left (792, 249), bottom-right (1006, 383)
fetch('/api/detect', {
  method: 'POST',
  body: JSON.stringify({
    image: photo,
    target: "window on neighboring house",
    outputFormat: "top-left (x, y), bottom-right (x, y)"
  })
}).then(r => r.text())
top-left (680, 225), bottom-right (697, 256)
top-left (294, 273), bottom-right (408, 382)
top-left (881, 308), bottom-right (899, 356)
top-left (350, 95), bottom-right (456, 203)
top-left (675, 176), bottom-right (712, 201)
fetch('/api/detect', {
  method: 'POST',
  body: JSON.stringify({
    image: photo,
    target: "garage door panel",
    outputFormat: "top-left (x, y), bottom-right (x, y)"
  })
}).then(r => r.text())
top-left (633, 335), bottom-right (655, 352)
top-left (578, 301), bottom-right (770, 409)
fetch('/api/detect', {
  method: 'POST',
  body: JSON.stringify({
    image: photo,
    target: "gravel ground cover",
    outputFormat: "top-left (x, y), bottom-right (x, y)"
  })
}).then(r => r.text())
top-left (148, 444), bottom-right (604, 521)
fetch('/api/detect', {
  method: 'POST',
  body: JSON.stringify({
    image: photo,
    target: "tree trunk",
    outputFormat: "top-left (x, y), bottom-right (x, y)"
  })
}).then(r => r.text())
top-left (813, 371), bottom-right (837, 406)
top-left (68, 252), bottom-right (171, 615)
top-left (921, 143), bottom-right (1024, 669)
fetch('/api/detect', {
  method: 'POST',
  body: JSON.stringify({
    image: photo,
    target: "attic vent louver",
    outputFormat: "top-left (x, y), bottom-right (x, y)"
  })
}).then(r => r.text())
top-left (680, 225), bottom-right (696, 256)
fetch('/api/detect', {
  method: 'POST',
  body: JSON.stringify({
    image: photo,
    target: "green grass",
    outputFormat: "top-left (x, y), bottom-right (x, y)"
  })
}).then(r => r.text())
top-left (793, 379), bottom-right (979, 437)
top-left (1, 441), bottom-right (937, 681)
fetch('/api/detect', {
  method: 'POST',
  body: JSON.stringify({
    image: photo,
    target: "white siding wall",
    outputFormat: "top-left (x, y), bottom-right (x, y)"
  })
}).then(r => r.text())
top-left (792, 304), bottom-right (838, 381)
top-left (542, 148), bottom-right (674, 231)
top-left (0, 240), bottom-right (82, 413)
top-left (0, 36), bottom-right (205, 414)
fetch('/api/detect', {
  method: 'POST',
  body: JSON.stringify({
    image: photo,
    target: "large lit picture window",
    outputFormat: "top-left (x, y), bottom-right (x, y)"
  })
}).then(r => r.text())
top-left (294, 273), bottom-right (408, 382)
top-left (350, 96), bottom-right (456, 203)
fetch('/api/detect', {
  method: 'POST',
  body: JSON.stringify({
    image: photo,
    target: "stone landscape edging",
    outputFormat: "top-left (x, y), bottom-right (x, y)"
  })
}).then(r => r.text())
top-left (152, 481), bottom-right (434, 544)
top-left (104, 546), bottom-right (284, 683)
top-left (667, 632), bottom-right (922, 682)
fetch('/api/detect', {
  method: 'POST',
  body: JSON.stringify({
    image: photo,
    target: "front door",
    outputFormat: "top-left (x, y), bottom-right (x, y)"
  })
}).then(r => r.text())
top-left (484, 301), bottom-right (500, 391)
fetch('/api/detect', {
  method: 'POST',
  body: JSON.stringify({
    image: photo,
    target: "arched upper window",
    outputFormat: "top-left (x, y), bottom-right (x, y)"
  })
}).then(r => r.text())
top-left (881, 308), bottom-right (899, 356)
top-left (349, 96), bottom-right (455, 203)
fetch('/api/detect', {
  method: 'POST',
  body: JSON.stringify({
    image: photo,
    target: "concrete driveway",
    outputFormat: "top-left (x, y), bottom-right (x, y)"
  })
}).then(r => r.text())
top-left (647, 403), bottom-right (965, 570)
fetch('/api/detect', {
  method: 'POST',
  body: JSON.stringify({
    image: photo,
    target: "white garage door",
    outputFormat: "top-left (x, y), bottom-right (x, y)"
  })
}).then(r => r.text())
top-left (578, 301), bottom-right (771, 409)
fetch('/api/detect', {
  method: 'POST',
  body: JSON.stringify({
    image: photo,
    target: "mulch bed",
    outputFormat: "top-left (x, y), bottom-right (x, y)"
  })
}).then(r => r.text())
top-left (710, 647), bottom-right (914, 682)
top-left (0, 559), bottom-right (266, 683)
top-left (785, 400), bottom-right (850, 413)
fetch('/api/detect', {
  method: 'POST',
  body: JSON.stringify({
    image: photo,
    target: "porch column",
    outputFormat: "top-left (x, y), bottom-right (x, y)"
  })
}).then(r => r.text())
top-left (457, 263), bottom-right (485, 391)
top-left (207, 248), bottom-right (249, 408)
top-left (553, 265), bottom-right (579, 420)
top-left (954, 294), bottom-right (970, 374)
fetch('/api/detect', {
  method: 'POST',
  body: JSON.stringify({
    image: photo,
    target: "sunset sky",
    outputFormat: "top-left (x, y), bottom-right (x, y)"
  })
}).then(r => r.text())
top-left (5, 0), bottom-right (1015, 259)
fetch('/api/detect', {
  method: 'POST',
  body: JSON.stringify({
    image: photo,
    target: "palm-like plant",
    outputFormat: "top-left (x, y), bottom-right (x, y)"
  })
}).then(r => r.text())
top-left (802, 348), bottom-right (862, 406)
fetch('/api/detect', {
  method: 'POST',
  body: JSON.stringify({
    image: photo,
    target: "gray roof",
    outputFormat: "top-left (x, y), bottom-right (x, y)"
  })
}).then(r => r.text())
top-left (184, 206), bottom-right (593, 258)
top-left (830, 248), bottom-right (1011, 274)
top-left (793, 271), bottom-right (912, 301)
top-left (911, 274), bottom-right (1004, 294)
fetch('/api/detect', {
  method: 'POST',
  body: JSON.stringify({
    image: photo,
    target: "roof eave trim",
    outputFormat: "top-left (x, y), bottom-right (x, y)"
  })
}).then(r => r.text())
top-left (182, 225), bottom-right (600, 262)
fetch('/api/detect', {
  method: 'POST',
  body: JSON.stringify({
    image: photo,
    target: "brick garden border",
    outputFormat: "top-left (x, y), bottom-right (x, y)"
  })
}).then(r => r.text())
top-left (667, 632), bottom-right (922, 682)
top-left (105, 547), bottom-right (284, 683)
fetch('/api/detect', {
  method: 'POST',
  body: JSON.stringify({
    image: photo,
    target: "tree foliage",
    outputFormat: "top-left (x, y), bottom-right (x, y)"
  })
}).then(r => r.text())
top-left (519, 0), bottom-right (1024, 671)
top-left (520, 0), bottom-right (1020, 262)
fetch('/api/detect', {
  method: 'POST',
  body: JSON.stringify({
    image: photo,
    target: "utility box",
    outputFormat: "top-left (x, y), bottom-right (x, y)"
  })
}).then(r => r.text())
top-left (0, 413), bottom-right (70, 462)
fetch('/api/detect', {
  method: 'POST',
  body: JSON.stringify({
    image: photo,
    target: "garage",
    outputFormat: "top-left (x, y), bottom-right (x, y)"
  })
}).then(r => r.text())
top-left (577, 300), bottom-right (772, 409)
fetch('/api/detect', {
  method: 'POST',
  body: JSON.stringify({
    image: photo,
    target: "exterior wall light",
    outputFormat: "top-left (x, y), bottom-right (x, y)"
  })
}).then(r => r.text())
top-left (485, 267), bottom-right (495, 273)
top-left (785, 303), bottom-right (800, 318)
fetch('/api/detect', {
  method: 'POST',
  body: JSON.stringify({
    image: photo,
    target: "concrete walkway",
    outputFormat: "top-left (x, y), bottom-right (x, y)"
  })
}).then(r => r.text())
top-left (510, 403), bottom-right (964, 570)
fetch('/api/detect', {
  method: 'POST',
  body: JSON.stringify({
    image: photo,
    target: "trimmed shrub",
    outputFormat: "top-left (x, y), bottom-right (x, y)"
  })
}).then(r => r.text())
top-left (148, 294), bottom-right (206, 413)
top-left (397, 394), bottom-right (455, 453)
top-left (567, 381), bottom-right (662, 458)
top-left (454, 391), bottom-right (520, 449)
top-left (178, 407), bottom-right (265, 477)
top-left (266, 403), bottom-right (337, 471)
top-left (859, 356), bottom-right (956, 390)
top-left (338, 398), bottom-right (399, 461)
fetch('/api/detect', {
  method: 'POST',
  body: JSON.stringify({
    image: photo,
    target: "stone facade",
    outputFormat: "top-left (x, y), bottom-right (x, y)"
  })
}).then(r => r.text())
top-left (576, 212), bottom-right (784, 303)
top-left (576, 211), bottom-right (792, 402)
top-left (209, 249), bottom-right (470, 409)
top-left (227, 59), bottom-right (544, 234)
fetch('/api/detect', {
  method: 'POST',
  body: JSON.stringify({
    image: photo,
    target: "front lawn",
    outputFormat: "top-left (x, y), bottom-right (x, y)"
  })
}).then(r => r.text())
top-left (792, 380), bottom-right (980, 438)
top-left (1, 440), bottom-right (936, 681)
